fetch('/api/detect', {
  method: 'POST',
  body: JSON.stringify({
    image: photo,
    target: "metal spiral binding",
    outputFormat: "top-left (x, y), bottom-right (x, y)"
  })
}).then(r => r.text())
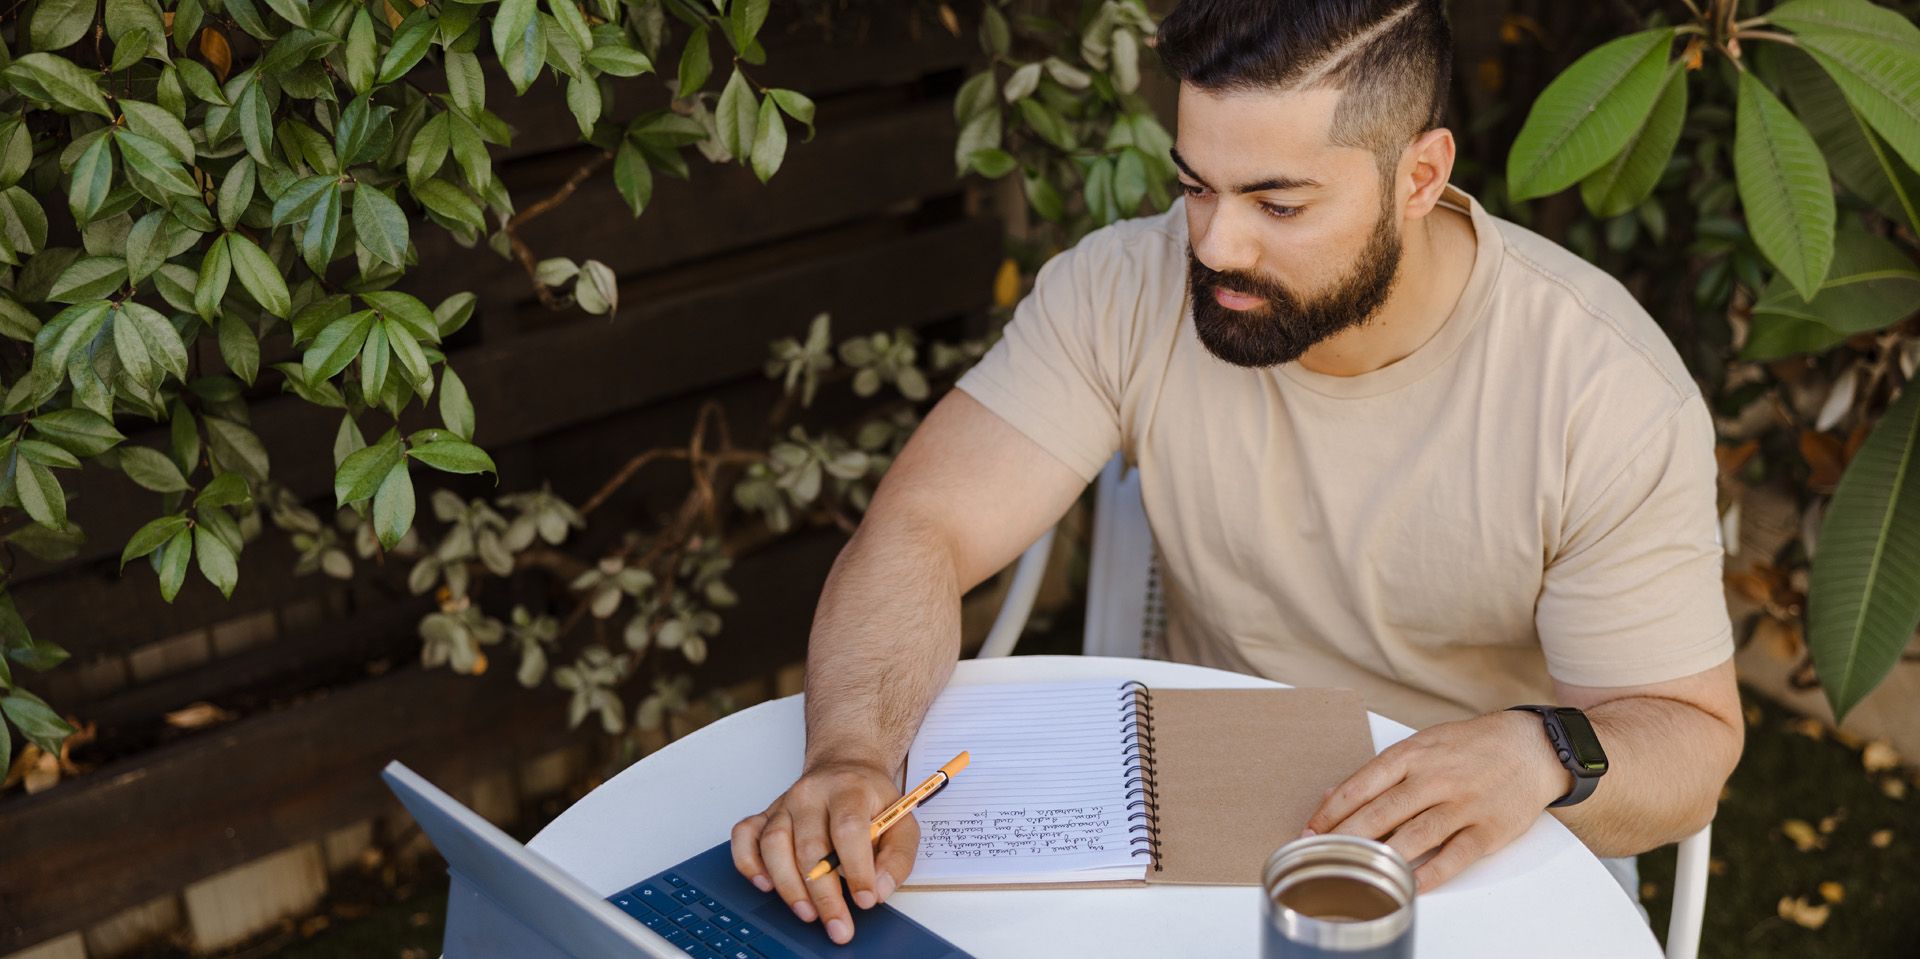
top-left (1117, 680), bottom-right (1162, 870)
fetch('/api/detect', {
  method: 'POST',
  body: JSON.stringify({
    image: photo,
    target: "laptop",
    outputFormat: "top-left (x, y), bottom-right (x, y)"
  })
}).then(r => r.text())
top-left (381, 761), bottom-right (972, 959)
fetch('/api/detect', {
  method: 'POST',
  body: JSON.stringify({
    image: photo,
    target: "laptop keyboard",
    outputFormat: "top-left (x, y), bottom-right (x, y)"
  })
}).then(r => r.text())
top-left (609, 871), bottom-right (798, 959)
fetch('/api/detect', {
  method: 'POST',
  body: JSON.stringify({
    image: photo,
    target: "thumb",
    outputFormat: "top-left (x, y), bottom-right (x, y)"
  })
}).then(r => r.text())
top-left (872, 814), bottom-right (921, 903)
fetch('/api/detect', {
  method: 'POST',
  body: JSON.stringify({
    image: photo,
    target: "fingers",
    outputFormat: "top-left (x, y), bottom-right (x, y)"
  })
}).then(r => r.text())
top-left (1307, 748), bottom-right (1410, 835)
top-left (872, 813), bottom-right (922, 903)
top-left (729, 813), bottom-right (774, 892)
top-left (792, 807), bottom-right (855, 945)
top-left (756, 811), bottom-right (817, 924)
top-left (1382, 805), bottom-right (1459, 867)
top-left (1413, 826), bottom-right (1488, 893)
top-left (1325, 779), bottom-right (1430, 843)
top-left (828, 790), bottom-right (881, 910)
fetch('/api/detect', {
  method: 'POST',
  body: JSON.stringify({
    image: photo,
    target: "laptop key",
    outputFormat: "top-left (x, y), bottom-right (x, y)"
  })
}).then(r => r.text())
top-left (685, 922), bottom-right (717, 941)
top-left (660, 927), bottom-right (687, 944)
top-left (744, 936), bottom-right (802, 959)
top-left (664, 874), bottom-right (688, 887)
top-left (671, 909), bottom-right (699, 926)
top-left (721, 950), bottom-right (755, 959)
top-left (687, 948), bottom-right (722, 959)
top-left (711, 912), bottom-right (740, 928)
top-left (700, 896), bottom-right (723, 912)
top-left (709, 935), bottom-right (737, 952)
top-left (674, 887), bottom-right (703, 904)
top-left (729, 921), bottom-right (760, 940)
top-left (633, 887), bottom-right (670, 912)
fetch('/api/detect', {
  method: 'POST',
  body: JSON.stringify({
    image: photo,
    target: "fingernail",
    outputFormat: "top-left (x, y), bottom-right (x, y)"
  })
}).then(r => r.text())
top-left (751, 875), bottom-right (772, 892)
top-left (853, 889), bottom-right (876, 910)
top-left (1300, 828), bottom-right (1315, 838)
top-left (793, 900), bottom-right (817, 922)
top-left (827, 919), bottom-right (851, 944)
top-left (876, 872), bottom-right (897, 903)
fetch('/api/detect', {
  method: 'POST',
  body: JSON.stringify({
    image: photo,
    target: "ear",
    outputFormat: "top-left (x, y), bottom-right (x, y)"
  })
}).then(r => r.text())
top-left (1396, 128), bottom-right (1457, 221)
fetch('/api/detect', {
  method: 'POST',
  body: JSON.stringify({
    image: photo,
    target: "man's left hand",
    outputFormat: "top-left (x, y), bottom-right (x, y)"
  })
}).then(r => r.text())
top-left (1304, 710), bottom-right (1572, 892)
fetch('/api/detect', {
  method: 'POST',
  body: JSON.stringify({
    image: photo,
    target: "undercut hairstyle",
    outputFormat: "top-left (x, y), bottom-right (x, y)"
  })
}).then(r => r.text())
top-left (1157, 0), bottom-right (1453, 183)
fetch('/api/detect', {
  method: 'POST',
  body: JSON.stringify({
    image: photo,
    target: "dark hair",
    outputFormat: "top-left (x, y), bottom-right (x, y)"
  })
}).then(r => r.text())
top-left (1156, 0), bottom-right (1452, 176)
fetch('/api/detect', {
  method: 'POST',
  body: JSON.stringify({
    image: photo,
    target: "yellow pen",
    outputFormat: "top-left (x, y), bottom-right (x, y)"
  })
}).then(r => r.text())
top-left (804, 751), bottom-right (970, 882)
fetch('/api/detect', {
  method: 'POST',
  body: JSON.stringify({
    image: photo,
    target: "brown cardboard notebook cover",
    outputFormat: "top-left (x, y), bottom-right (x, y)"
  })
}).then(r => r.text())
top-left (904, 685), bottom-right (1375, 890)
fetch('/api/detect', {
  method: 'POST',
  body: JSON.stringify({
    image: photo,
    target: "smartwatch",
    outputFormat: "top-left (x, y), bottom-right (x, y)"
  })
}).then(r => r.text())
top-left (1507, 705), bottom-right (1608, 807)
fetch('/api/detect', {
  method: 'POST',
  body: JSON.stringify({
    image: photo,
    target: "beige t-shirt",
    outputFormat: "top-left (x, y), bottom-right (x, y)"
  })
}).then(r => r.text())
top-left (957, 185), bottom-right (1734, 728)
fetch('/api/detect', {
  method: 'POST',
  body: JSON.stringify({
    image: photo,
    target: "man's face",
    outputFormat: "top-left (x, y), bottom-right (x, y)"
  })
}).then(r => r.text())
top-left (1174, 85), bottom-right (1405, 368)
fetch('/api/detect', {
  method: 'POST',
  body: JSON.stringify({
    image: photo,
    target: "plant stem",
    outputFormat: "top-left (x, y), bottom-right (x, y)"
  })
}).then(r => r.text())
top-left (1735, 29), bottom-right (1799, 47)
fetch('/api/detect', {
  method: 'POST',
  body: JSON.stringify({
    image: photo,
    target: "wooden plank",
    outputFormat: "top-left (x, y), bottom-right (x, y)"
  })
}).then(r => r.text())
top-left (0, 530), bottom-right (840, 947)
top-left (16, 215), bottom-right (996, 592)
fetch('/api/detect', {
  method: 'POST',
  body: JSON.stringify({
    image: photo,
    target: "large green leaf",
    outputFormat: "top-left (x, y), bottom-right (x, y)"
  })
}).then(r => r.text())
top-left (1795, 33), bottom-right (1920, 176)
top-left (226, 233), bottom-right (290, 317)
top-left (1770, 0), bottom-right (1920, 52)
top-left (1781, 47), bottom-right (1920, 230)
top-left (352, 184), bottom-right (409, 267)
top-left (1809, 382), bottom-right (1920, 721)
top-left (1581, 62), bottom-right (1688, 217)
top-left (1506, 28), bottom-right (1674, 200)
top-left (30, 0), bottom-right (95, 50)
top-left (1734, 72), bottom-right (1835, 301)
top-left (371, 460), bottom-right (415, 550)
top-left (5, 53), bottom-right (113, 117)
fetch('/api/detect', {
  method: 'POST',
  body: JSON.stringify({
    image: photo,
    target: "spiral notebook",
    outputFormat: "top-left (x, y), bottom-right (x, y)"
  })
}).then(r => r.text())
top-left (898, 680), bottom-right (1377, 889)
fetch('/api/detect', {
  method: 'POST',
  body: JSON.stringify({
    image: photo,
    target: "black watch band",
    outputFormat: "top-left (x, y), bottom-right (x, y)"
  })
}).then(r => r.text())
top-left (1507, 705), bottom-right (1609, 808)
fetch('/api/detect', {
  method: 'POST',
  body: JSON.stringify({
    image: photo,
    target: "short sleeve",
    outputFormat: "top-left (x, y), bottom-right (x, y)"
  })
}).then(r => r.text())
top-left (954, 236), bottom-right (1129, 482)
top-left (1536, 397), bottom-right (1734, 687)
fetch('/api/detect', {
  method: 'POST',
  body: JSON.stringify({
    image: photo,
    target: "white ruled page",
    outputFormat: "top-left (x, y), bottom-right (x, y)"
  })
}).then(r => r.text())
top-left (901, 681), bottom-right (1148, 885)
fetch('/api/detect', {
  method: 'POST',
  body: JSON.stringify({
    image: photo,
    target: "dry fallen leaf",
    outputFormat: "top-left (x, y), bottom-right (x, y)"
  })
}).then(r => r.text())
top-left (1781, 819), bottom-right (1825, 852)
top-left (165, 701), bottom-right (237, 729)
top-left (937, 3), bottom-right (961, 37)
top-left (1819, 881), bottom-right (1845, 904)
top-left (199, 28), bottom-right (232, 83)
top-left (1778, 895), bottom-right (1832, 930)
top-left (1862, 741), bottom-right (1901, 773)
top-left (1870, 829), bottom-right (1893, 848)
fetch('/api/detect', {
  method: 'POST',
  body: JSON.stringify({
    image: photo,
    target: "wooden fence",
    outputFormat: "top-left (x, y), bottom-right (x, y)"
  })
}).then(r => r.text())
top-left (1, 7), bottom-right (1000, 956)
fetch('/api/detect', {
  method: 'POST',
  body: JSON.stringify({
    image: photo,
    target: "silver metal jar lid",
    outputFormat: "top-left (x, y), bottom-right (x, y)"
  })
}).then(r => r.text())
top-left (1263, 835), bottom-right (1416, 951)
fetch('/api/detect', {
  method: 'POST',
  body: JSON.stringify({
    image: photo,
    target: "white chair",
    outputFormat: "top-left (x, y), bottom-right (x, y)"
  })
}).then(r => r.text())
top-left (975, 456), bottom-right (1712, 959)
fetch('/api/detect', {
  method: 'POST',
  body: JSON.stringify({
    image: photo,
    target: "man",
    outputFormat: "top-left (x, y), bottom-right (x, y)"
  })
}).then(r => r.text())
top-left (731, 0), bottom-right (1743, 945)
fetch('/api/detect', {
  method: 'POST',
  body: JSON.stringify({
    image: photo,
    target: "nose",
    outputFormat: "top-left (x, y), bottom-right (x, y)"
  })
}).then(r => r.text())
top-left (1189, 203), bottom-right (1261, 276)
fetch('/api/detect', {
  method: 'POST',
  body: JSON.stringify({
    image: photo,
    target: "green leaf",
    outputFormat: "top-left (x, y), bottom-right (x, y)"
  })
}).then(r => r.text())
top-left (30, 0), bottom-right (95, 50)
top-left (335, 436), bottom-right (403, 506)
top-left (0, 186), bottom-right (49, 265)
top-left (33, 301), bottom-right (111, 375)
top-left (226, 233), bottom-right (289, 317)
top-left (361, 290), bottom-right (439, 343)
top-left (434, 292), bottom-right (477, 338)
top-left (197, 471), bottom-right (251, 510)
top-left (121, 445), bottom-right (192, 492)
top-left (272, 174), bottom-right (335, 227)
top-left (413, 178), bottom-right (484, 231)
top-left (717, 68), bottom-right (756, 160)
top-left (119, 100), bottom-right (194, 163)
top-left (1506, 29), bottom-right (1675, 200)
top-left (954, 71), bottom-right (997, 124)
top-left (194, 234), bottom-right (231, 321)
top-left (48, 256), bottom-right (127, 303)
top-left (0, 296), bottom-right (42, 343)
top-left (352, 184), bottom-right (409, 267)
top-left (0, 689), bottom-right (75, 756)
top-left (0, 118), bottom-right (33, 190)
top-left (371, 460), bottom-right (414, 549)
top-left (8, 523), bottom-right (85, 564)
top-left (360, 319), bottom-right (390, 398)
top-left (303, 309), bottom-right (375, 379)
top-left (116, 130), bottom-right (199, 198)
top-left (217, 157), bottom-right (256, 232)
top-left (1770, 0), bottom-right (1920, 52)
top-left (121, 301), bottom-right (189, 382)
top-left (1113, 148), bottom-right (1148, 213)
top-left (218, 314), bottom-right (259, 384)
top-left (955, 108), bottom-right (1003, 177)
top-left (750, 95), bottom-right (787, 183)
top-left (334, 414), bottom-right (366, 470)
top-left (448, 112), bottom-right (492, 193)
top-left (769, 88), bottom-right (815, 141)
top-left (1781, 47), bottom-right (1920, 230)
top-left (493, 0), bottom-right (545, 93)
top-left (439, 366), bottom-right (475, 440)
top-left (567, 78), bottom-right (603, 138)
top-left (551, 0), bottom-right (593, 52)
top-left (193, 523), bottom-right (238, 597)
top-left (379, 8), bottom-right (438, 85)
top-left (121, 514), bottom-right (190, 566)
top-left (6, 53), bottom-right (113, 118)
top-left (407, 113), bottom-right (452, 187)
top-left (67, 134), bottom-right (116, 224)
top-left (345, 9), bottom-right (377, 94)
top-left (14, 455), bottom-right (67, 529)
top-left (302, 183), bottom-right (342, 275)
top-left (155, 527), bottom-right (192, 601)
top-left (236, 78), bottom-right (274, 165)
top-left (1795, 33), bottom-right (1920, 177)
top-left (613, 140), bottom-right (653, 215)
top-left (17, 439), bottom-right (81, 470)
top-left (409, 438), bottom-right (496, 475)
top-left (1744, 228), bottom-right (1920, 361)
top-left (587, 43), bottom-right (652, 77)
top-left (1580, 62), bottom-right (1688, 218)
top-left (123, 210), bottom-right (169, 284)
top-left (678, 26), bottom-right (712, 94)
top-left (203, 415), bottom-right (269, 483)
top-left (384, 320), bottom-right (433, 392)
top-left (1809, 381), bottom-right (1920, 722)
top-left (1734, 71), bottom-right (1836, 300)
top-left (1016, 97), bottom-right (1076, 151)
top-left (980, 4), bottom-right (1010, 55)
top-left (32, 408), bottom-right (124, 456)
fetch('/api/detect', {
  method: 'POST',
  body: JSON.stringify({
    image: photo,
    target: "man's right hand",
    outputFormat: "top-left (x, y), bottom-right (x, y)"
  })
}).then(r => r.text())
top-left (729, 760), bottom-right (920, 945)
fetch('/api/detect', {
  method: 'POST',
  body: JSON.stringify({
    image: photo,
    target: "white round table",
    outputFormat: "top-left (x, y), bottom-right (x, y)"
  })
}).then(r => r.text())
top-left (529, 656), bottom-right (1661, 958)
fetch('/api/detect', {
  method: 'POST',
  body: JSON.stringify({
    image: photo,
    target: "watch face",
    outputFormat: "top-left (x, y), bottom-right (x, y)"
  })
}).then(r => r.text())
top-left (1554, 708), bottom-right (1609, 773)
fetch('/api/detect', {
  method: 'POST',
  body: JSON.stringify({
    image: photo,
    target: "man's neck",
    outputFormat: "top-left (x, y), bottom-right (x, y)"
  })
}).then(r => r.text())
top-left (1295, 201), bottom-right (1478, 378)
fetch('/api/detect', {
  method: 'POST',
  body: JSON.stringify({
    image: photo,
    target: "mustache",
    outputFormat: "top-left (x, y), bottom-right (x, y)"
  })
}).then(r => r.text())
top-left (1187, 258), bottom-right (1294, 303)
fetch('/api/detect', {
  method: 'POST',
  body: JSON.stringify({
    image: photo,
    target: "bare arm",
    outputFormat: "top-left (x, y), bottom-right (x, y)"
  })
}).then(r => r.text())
top-left (730, 390), bottom-right (1088, 943)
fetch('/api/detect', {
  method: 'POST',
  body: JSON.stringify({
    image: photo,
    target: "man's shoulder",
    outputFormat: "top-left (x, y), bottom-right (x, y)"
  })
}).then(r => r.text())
top-left (1483, 214), bottom-right (1700, 406)
top-left (1054, 201), bottom-right (1189, 276)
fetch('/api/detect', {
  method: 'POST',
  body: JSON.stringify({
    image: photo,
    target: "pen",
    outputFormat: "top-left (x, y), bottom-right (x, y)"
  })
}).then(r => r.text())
top-left (804, 750), bottom-right (970, 882)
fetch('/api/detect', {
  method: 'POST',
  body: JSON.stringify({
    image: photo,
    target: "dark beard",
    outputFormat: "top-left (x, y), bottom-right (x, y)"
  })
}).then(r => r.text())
top-left (1187, 208), bottom-right (1404, 369)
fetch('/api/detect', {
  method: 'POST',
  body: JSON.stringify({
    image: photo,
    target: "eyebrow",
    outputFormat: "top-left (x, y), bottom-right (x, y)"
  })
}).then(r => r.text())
top-left (1168, 147), bottom-right (1322, 194)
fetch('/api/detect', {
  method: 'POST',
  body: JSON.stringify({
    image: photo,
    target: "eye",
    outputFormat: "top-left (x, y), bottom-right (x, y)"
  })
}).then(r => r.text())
top-left (1260, 203), bottom-right (1301, 220)
top-left (1178, 180), bottom-right (1211, 198)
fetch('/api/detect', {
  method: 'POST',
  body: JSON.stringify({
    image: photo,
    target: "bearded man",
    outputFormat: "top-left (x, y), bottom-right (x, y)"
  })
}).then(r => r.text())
top-left (729, 0), bottom-right (1742, 944)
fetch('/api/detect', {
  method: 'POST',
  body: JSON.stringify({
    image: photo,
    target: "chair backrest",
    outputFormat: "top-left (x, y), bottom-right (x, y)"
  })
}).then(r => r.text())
top-left (1082, 456), bottom-right (1163, 660)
